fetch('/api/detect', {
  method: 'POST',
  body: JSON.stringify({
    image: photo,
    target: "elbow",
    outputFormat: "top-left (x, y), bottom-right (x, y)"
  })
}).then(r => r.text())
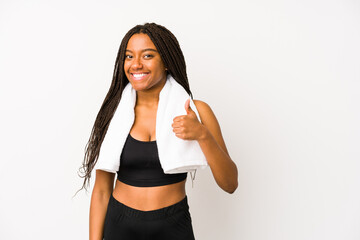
top-left (227, 184), bottom-right (238, 194)
top-left (226, 169), bottom-right (239, 194)
top-left (224, 180), bottom-right (238, 194)
top-left (225, 161), bottom-right (238, 194)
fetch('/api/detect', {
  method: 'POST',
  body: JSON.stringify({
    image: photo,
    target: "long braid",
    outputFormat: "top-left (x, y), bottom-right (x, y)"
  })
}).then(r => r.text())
top-left (75, 23), bottom-right (192, 196)
top-left (145, 23), bottom-right (192, 98)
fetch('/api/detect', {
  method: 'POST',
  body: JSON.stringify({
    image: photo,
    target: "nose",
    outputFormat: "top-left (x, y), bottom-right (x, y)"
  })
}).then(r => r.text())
top-left (131, 56), bottom-right (143, 69)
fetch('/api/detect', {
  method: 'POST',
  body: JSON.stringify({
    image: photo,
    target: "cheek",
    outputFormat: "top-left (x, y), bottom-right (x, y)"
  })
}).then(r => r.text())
top-left (151, 61), bottom-right (165, 73)
top-left (123, 64), bottom-right (132, 79)
top-left (123, 62), bottom-right (130, 72)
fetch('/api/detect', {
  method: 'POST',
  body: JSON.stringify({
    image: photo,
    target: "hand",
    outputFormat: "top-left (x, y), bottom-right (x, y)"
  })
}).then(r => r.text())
top-left (172, 99), bottom-right (206, 140)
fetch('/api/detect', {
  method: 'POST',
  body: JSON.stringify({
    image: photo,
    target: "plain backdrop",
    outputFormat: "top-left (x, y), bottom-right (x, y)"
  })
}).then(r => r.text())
top-left (0, 0), bottom-right (359, 239)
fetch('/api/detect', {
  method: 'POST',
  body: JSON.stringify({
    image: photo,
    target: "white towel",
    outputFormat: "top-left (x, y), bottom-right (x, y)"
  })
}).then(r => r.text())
top-left (95, 74), bottom-right (208, 176)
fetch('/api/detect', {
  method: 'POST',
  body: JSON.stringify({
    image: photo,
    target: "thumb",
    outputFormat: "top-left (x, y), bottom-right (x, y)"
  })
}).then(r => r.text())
top-left (184, 98), bottom-right (193, 115)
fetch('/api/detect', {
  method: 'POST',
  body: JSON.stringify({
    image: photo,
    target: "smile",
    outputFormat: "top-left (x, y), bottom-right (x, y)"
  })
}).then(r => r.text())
top-left (131, 73), bottom-right (149, 81)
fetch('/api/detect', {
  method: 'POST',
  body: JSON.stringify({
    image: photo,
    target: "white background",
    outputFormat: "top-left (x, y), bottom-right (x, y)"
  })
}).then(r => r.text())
top-left (0, 0), bottom-right (359, 239)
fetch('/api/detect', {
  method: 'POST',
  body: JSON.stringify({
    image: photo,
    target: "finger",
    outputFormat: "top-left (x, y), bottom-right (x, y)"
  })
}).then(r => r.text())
top-left (175, 133), bottom-right (185, 139)
top-left (173, 129), bottom-right (185, 136)
top-left (173, 115), bottom-right (186, 122)
top-left (172, 122), bottom-right (182, 128)
top-left (184, 98), bottom-right (190, 114)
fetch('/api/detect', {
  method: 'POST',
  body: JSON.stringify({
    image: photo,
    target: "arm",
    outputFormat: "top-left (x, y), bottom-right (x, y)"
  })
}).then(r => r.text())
top-left (89, 170), bottom-right (115, 240)
top-left (172, 99), bottom-right (238, 194)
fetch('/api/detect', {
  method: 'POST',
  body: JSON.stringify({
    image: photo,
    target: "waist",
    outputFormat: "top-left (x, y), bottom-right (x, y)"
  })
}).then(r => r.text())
top-left (112, 179), bottom-right (187, 211)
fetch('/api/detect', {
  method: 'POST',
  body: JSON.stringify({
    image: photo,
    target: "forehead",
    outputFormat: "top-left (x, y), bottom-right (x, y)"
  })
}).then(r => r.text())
top-left (126, 33), bottom-right (157, 51)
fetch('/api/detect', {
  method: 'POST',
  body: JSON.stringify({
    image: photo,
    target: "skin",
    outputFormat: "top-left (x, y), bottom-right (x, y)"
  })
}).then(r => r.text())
top-left (89, 33), bottom-right (238, 240)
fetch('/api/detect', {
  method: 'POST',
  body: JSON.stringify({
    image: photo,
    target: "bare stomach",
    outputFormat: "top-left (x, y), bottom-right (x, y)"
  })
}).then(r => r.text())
top-left (112, 178), bottom-right (187, 211)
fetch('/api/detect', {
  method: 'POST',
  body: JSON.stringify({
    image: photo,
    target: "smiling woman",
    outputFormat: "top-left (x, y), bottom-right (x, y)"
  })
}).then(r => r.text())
top-left (76, 22), bottom-right (238, 240)
top-left (124, 34), bottom-right (167, 93)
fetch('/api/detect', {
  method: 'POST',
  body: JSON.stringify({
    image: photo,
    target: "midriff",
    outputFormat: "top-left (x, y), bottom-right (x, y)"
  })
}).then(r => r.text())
top-left (112, 178), bottom-right (187, 211)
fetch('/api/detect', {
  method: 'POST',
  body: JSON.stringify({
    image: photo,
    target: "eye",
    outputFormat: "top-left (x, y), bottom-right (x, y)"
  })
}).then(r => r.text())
top-left (144, 54), bottom-right (153, 59)
top-left (125, 55), bottom-right (133, 59)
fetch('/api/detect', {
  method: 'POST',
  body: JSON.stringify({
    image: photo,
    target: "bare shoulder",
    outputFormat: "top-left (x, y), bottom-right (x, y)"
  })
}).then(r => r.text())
top-left (193, 99), bottom-right (229, 155)
top-left (193, 99), bottom-right (215, 122)
top-left (193, 99), bottom-right (211, 110)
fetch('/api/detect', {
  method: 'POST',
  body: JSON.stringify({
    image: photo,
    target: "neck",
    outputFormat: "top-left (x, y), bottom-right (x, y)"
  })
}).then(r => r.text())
top-left (135, 80), bottom-right (166, 107)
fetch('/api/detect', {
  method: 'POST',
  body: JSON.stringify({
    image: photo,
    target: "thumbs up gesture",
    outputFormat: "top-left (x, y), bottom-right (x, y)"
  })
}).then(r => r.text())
top-left (172, 99), bottom-right (204, 140)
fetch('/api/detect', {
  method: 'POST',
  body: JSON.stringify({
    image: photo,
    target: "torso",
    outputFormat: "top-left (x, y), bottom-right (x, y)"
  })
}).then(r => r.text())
top-left (112, 101), bottom-right (187, 211)
top-left (112, 179), bottom-right (186, 211)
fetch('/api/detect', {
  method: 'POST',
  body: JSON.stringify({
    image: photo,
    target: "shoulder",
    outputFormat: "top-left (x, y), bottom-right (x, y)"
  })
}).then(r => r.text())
top-left (192, 99), bottom-right (218, 125)
top-left (193, 99), bottom-right (211, 112)
top-left (193, 99), bottom-right (229, 154)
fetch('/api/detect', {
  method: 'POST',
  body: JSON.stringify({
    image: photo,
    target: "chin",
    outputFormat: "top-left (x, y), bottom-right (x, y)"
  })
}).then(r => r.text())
top-left (129, 82), bottom-right (149, 91)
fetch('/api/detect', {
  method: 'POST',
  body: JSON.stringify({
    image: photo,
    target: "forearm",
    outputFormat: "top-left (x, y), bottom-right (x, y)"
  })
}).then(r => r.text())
top-left (197, 127), bottom-right (238, 193)
top-left (89, 191), bottom-right (112, 240)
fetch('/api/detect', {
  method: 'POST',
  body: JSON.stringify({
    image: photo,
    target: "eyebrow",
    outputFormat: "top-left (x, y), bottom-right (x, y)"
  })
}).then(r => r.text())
top-left (126, 48), bottom-right (158, 53)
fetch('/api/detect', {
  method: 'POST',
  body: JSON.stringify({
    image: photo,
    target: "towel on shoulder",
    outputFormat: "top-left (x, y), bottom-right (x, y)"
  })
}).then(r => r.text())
top-left (95, 74), bottom-right (208, 175)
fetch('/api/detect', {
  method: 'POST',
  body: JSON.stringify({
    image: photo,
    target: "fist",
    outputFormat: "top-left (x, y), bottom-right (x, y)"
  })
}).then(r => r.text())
top-left (172, 99), bottom-right (204, 140)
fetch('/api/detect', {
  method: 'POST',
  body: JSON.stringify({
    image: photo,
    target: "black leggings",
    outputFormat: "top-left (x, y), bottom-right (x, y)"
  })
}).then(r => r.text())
top-left (103, 193), bottom-right (195, 240)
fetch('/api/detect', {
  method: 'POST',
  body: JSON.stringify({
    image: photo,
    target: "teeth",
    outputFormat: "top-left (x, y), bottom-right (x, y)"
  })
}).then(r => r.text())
top-left (133, 73), bottom-right (147, 78)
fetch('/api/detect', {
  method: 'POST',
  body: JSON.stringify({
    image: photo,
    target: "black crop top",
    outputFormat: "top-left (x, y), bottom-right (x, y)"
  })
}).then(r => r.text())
top-left (117, 134), bottom-right (187, 187)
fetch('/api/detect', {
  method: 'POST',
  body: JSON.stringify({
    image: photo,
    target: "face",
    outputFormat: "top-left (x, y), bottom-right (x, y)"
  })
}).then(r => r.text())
top-left (124, 33), bottom-right (167, 92)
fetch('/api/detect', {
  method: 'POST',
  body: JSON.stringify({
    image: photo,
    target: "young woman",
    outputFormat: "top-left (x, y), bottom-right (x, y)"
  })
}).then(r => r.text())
top-left (78, 23), bottom-right (238, 240)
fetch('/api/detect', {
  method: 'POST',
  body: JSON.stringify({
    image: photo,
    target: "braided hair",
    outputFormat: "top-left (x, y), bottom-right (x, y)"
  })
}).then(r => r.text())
top-left (75, 23), bottom-right (192, 195)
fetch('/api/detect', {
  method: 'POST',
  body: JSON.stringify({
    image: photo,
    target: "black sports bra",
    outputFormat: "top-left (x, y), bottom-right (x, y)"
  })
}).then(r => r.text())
top-left (116, 134), bottom-right (187, 187)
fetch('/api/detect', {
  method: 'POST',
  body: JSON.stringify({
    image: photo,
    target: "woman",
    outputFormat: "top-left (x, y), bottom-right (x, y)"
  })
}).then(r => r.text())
top-left (78, 23), bottom-right (238, 240)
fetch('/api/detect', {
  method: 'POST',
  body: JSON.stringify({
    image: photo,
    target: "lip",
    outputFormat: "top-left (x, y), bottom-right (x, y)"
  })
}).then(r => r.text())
top-left (130, 72), bottom-right (150, 81)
